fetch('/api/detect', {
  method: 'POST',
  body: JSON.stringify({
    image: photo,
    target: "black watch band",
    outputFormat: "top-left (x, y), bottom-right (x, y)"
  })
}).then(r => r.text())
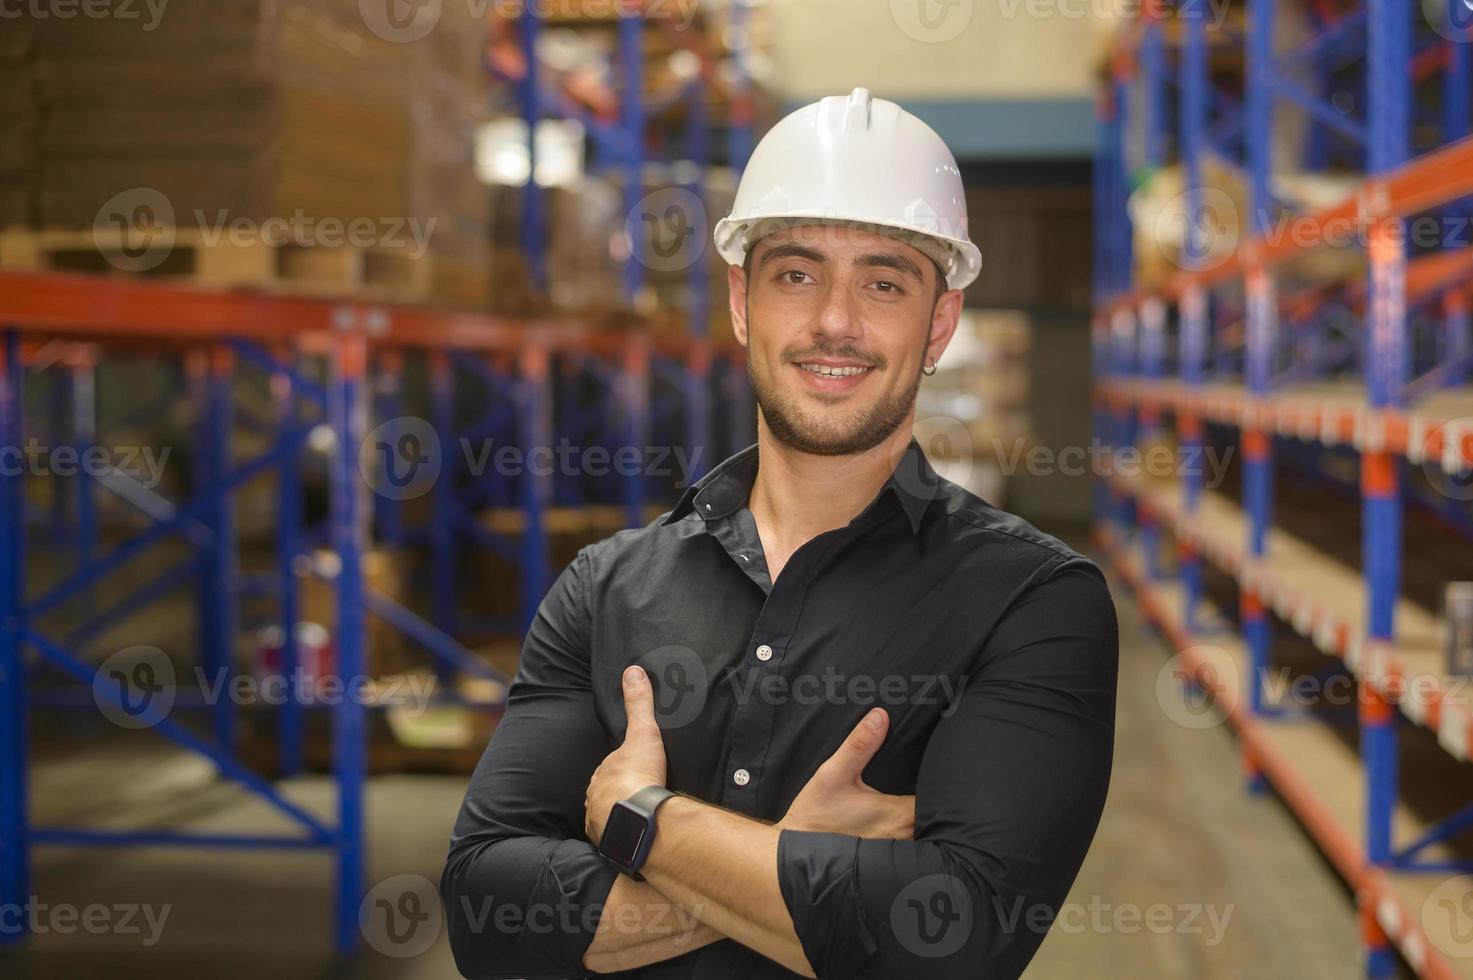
top-left (628, 785), bottom-right (676, 815)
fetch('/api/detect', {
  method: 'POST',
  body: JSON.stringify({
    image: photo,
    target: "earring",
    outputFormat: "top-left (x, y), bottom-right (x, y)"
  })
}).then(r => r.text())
top-left (922, 357), bottom-right (937, 377)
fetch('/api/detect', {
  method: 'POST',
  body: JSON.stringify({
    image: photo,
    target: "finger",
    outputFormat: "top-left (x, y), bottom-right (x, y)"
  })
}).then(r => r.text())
top-left (818, 707), bottom-right (889, 784)
top-left (622, 665), bottom-right (662, 739)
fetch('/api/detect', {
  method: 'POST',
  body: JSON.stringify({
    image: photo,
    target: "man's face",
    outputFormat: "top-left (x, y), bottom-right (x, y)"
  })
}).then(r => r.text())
top-left (731, 223), bottom-right (961, 457)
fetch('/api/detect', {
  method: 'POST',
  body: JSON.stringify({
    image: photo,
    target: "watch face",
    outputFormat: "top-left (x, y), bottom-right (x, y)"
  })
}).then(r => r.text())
top-left (602, 804), bottom-right (651, 867)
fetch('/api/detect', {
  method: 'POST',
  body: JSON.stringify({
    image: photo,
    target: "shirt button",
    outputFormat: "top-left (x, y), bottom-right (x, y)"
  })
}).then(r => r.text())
top-left (755, 644), bottom-right (773, 661)
top-left (733, 768), bottom-right (750, 786)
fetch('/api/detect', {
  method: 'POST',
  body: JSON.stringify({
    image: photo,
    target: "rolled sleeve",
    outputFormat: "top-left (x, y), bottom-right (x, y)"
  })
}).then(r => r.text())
top-left (776, 831), bottom-right (877, 976)
top-left (441, 547), bottom-right (622, 979)
top-left (776, 557), bottom-right (1119, 980)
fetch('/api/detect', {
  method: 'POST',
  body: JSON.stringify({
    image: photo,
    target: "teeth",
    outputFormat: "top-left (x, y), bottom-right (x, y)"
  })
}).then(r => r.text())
top-left (799, 363), bottom-right (870, 378)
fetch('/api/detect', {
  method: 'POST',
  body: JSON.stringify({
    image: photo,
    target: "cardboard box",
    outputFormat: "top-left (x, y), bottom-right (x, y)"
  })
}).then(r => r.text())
top-left (300, 547), bottom-right (410, 678)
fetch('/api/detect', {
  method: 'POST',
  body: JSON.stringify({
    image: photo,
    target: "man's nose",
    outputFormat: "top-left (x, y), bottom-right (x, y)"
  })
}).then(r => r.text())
top-left (812, 280), bottom-right (861, 343)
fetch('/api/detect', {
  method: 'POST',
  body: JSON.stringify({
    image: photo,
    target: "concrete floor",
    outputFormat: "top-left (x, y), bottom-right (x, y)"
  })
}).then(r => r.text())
top-left (0, 580), bottom-right (1376, 979)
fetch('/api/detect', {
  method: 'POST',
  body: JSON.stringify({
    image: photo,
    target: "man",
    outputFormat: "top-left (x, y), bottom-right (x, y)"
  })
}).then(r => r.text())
top-left (441, 88), bottom-right (1118, 979)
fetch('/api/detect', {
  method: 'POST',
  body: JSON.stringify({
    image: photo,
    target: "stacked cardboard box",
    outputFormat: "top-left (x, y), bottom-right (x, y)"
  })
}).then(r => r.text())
top-left (916, 309), bottom-right (1033, 507)
top-left (486, 176), bottom-right (627, 316)
top-left (405, 3), bottom-right (495, 306)
top-left (645, 166), bottom-right (738, 340)
top-left (299, 547), bottom-right (411, 678)
top-left (2, 0), bottom-right (492, 304)
top-left (487, 165), bottom-right (739, 329)
top-left (0, 20), bottom-right (37, 227)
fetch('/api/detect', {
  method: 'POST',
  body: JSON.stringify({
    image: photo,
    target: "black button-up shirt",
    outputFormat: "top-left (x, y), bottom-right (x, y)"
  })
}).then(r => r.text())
top-left (442, 437), bottom-right (1119, 980)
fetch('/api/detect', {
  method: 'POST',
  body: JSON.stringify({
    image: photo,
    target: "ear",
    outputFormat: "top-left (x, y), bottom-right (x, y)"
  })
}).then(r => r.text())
top-left (924, 288), bottom-right (965, 370)
top-left (728, 262), bottom-right (750, 348)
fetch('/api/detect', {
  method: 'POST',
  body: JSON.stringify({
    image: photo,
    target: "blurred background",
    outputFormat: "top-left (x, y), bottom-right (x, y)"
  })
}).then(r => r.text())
top-left (0, 0), bottom-right (1470, 977)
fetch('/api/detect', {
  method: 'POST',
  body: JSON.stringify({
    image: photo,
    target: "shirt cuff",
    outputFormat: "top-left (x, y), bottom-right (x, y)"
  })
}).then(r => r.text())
top-left (515, 837), bottom-right (622, 975)
top-left (776, 829), bottom-right (880, 977)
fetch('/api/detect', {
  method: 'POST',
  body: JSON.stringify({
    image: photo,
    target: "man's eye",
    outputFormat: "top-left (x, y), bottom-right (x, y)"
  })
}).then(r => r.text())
top-left (782, 271), bottom-right (811, 285)
top-left (873, 280), bottom-right (902, 293)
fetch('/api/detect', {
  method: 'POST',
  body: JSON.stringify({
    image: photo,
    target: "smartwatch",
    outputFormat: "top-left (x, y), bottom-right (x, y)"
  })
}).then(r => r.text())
top-left (597, 785), bottom-right (677, 881)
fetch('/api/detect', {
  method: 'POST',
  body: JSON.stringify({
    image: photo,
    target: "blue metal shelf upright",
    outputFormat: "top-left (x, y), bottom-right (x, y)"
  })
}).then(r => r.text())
top-left (0, 3), bottom-right (761, 957)
top-left (0, 273), bottom-right (748, 955)
top-left (1095, 1), bottom-right (1473, 975)
top-left (487, 0), bottom-right (760, 504)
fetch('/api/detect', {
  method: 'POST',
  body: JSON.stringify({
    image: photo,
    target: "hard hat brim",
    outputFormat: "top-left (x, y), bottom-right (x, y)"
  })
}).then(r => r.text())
top-left (714, 213), bottom-right (982, 292)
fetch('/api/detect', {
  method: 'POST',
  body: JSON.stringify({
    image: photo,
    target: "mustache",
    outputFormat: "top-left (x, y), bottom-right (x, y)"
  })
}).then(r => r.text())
top-left (783, 348), bottom-right (883, 368)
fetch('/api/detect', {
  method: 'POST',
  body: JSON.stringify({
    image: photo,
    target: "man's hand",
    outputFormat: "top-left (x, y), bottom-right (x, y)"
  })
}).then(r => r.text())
top-left (585, 665), bottom-right (668, 844)
top-left (778, 707), bottom-right (915, 840)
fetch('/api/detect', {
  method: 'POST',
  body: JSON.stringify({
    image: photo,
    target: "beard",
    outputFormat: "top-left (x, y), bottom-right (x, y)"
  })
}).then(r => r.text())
top-left (746, 314), bottom-right (926, 458)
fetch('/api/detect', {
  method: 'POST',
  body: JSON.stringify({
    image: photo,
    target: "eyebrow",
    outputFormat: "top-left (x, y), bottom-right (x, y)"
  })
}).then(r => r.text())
top-left (757, 243), bottom-right (926, 284)
top-left (855, 251), bottom-right (924, 283)
top-left (756, 242), bottom-right (827, 269)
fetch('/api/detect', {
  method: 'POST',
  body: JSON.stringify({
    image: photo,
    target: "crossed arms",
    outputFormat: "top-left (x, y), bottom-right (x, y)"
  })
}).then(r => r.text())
top-left (440, 549), bottom-right (1118, 979)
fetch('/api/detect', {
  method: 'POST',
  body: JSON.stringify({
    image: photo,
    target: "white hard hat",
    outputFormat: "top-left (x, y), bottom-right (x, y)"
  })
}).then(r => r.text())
top-left (713, 87), bottom-right (982, 291)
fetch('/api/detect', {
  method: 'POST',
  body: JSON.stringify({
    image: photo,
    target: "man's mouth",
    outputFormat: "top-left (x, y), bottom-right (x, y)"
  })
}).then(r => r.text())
top-left (794, 361), bottom-right (875, 378)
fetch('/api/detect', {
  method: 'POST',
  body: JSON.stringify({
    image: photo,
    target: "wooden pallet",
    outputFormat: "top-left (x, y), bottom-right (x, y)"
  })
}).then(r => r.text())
top-left (0, 226), bottom-right (438, 303)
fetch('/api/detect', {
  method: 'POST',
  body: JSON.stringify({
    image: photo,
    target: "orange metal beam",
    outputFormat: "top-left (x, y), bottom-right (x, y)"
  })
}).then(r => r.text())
top-left (0, 270), bottom-right (740, 359)
top-left (1104, 137), bottom-right (1473, 315)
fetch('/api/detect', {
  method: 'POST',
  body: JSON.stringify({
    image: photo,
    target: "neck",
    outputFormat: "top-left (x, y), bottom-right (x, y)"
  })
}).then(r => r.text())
top-left (746, 419), bottom-right (913, 548)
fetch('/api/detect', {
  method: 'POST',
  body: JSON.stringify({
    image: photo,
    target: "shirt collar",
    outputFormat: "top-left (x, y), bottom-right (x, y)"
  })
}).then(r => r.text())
top-left (661, 436), bottom-right (941, 535)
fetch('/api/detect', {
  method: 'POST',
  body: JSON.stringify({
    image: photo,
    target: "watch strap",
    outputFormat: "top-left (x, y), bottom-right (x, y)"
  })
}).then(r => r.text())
top-left (627, 784), bottom-right (676, 815)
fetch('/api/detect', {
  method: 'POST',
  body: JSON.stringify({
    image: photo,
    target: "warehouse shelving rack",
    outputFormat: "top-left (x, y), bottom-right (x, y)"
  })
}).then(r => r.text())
top-left (0, 2), bottom-right (757, 955)
top-left (0, 269), bottom-right (747, 954)
top-left (1095, 0), bottom-right (1473, 975)
top-left (483, 0), bottom-right (757, 495)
